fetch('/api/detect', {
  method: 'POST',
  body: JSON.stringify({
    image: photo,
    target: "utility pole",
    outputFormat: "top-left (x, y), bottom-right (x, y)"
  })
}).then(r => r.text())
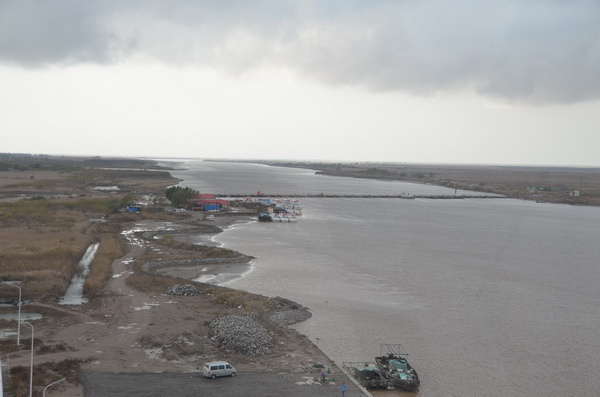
top-left (22, 321), bottom-right (34, 397)
top-left (43, 378), bottom-right (65, 397)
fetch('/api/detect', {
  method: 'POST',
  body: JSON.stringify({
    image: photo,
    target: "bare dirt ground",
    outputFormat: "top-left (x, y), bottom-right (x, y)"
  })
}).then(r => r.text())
top-left (2, 213), bottom-right (376, 397)
top-left (0, 158), bottom-right (374, 396)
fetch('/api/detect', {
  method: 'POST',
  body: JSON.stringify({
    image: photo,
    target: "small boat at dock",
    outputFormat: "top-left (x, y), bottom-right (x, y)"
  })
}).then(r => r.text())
top-left (375, 344), bottom-right (420, 392)
top-left (343, 362), bottom-right (394, 389)
top-left (344, 344), bottom-right (420, 392)
top-left (257, 213), bottom-right (298, 223)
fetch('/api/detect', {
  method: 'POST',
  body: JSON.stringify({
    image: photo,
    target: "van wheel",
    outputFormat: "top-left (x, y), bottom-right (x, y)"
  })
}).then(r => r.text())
top-left (231, 372), bottom-right (236, 377)
top-left (211, 374), bottom-right (216, 379)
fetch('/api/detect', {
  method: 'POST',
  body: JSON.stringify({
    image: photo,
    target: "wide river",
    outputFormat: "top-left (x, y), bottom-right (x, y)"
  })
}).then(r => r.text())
top-left (166, 160), bottom-right (600, 397)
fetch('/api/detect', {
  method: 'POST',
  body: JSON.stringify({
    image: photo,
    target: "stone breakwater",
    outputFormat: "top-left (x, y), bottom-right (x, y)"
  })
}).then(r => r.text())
top-left (269, 297), bottom-right (312, 326)
top-left (210, 314), bottom-right (273, 355)
top-left (268, 309), bottom-right (312, 327)
top-left (167, 284), bottom-right (201, 296)
top-left (144, 255), bottom-right (254, 271)
top-left (141, 226), bottom-right (222, 239)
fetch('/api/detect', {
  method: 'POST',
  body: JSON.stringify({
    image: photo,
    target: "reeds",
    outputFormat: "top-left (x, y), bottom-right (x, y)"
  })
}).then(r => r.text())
top-left (212, 288), bottom-right (275, 312)
top-left (0, 244), bottom-right (91, 300)
top-left (8, 359), bottom-right (81, 397)
top-left (158, 236), bottom-right (241, 258)
top-left (0, 198), bottom-right (118, 300)
top-left (125, 272), bottom-right (192, 293)
top-left (0, 198), bottom-right (120, 228)
top-left (83, 234), bottom-right (125, 297)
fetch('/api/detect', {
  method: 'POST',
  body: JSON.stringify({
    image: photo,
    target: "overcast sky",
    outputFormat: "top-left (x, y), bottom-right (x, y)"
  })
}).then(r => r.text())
top-left (1, 0), bottom-right (599, 166)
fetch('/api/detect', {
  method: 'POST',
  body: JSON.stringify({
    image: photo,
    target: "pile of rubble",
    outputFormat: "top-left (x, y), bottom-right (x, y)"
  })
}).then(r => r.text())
top-left (166, 284), bottom-right (201, 296)
top-left (268, 309), bottom-right (312, 327)
top-left (210, 314), bottom-right (273, 355)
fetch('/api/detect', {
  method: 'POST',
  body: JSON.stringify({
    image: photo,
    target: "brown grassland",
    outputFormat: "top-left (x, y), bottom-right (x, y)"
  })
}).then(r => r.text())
top-left (0, 155), bottom-right (187, 395)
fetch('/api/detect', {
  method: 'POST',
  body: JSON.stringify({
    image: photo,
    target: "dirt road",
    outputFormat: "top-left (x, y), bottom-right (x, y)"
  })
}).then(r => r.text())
top-left (81, 370), bottom-right (363, 397)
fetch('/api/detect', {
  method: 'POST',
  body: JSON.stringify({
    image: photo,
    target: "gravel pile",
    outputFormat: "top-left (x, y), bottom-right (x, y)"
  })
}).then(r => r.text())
top-left (145, 256), bottom-right (253, 271)
top-left (210, 314), bottom-right (273, 355)
top-left (166, 284), bottom-right (201, 296)
top-left (268, 309), bottom-right (312, 327)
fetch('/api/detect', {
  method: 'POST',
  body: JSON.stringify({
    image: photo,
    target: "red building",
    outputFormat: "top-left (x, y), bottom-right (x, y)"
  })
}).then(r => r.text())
top-left (191, 194), bottom-right (229, 211)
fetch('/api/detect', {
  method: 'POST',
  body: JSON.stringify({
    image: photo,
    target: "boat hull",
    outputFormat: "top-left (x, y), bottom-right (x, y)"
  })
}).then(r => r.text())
top-left (375, 355), bottom-right (420, 392)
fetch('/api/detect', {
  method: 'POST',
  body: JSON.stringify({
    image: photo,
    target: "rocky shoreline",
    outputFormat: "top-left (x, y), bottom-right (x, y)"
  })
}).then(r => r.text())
top-left (166, 283), bottom-right (314, 357)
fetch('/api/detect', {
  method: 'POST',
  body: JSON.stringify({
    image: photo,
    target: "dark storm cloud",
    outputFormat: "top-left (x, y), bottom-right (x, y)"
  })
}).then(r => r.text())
top-left (1, 0), bottom-right (598, 104)
top-left (0, 1), bottom-right (123, 65)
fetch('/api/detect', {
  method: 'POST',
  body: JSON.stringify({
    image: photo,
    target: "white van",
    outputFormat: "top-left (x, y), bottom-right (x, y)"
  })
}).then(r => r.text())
top-left (202, 361), bottom-right (236, 379)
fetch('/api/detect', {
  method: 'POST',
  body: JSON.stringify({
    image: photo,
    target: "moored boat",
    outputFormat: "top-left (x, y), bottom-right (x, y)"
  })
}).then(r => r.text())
top-left (258, 213), bottom-right (273, 222)
top-left (375, 344), bottom-right (420, 392)
top-left (342, 362), bottom-right (393, 389)
top-left (257, 213), bottom-right (298, 222)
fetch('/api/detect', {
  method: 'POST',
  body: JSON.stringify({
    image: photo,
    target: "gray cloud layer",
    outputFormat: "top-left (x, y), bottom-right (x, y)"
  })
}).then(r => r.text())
top-left (1, 0), bottom-right (599, 104)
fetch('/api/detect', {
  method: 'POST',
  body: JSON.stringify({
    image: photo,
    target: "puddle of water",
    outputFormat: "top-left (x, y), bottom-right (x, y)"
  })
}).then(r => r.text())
top-left (59, 242), bottom-right (100, 305)
top-left (118, 323), bottom-right (138, 330)
top-left (112, 271), bottom-right (133, 278)
top-left (133, 302), bottom-right (160, 311)
top-left (193, 274), bottom-right (217, 284)
top-left (0, 313), bottom-right (43, 321)
top-left (0, 330), bottom-right (18, 339)
top-left (94, 186), bottom-right (119, 191)
top-left (1, 316), bottom-right (39, 340)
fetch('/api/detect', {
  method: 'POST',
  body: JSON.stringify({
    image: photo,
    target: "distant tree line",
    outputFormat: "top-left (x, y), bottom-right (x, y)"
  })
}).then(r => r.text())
top-left (0, 161), bottom-right (43, 171)
top-left (0, 161), bottom-right (78, 171)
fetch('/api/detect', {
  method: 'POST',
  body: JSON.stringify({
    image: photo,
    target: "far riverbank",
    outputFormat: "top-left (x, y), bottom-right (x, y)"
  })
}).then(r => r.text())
top-left (238, 160), bottom-right (600, 206)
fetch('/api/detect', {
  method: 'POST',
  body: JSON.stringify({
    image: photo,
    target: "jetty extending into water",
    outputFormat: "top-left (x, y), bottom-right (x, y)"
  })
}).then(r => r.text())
top-left (222, 193), bottom-right (505, 200)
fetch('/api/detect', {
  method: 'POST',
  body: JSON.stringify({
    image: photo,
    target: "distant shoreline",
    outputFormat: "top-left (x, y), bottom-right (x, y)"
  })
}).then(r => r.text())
top-left (234, 159), bottom-right (600, 207)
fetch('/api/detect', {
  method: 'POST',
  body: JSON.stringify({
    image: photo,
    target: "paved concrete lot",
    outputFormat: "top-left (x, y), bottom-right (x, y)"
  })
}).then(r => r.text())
top-left (82, 371), bottom-right (366, 397)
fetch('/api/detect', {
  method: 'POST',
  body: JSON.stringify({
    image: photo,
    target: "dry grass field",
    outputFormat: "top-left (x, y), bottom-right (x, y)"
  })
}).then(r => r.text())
top-left (0, 155), bottom-right (185, 395)
top-left (1, 202), bottom-right (109, 300)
